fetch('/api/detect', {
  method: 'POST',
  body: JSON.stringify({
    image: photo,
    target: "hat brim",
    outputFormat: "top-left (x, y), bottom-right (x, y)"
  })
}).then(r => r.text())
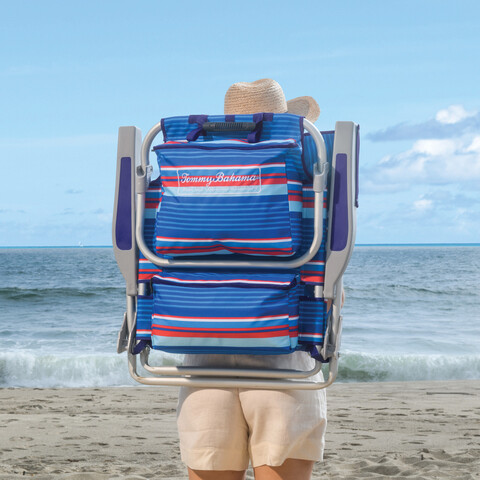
top-left (286, 96), bottom-right (320, 123)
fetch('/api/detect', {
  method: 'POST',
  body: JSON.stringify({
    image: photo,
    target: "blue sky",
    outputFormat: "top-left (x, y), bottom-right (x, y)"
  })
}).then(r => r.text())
top-left (1, 0), bottom-right (479, 246)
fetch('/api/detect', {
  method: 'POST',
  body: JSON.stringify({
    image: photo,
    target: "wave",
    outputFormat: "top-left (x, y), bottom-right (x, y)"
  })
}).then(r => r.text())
top-left (338, 351), bottom-right (480, 382)
top-left (1, 350), bottom-right (479, 388)
top-left (0, 286), bottom-right (124, 300)
top-left (0, 352), bottom-right (137, 388)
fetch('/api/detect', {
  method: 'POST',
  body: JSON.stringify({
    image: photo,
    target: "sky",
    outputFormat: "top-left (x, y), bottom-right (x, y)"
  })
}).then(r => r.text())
top-left (1, 0), bottom-right (479, 246)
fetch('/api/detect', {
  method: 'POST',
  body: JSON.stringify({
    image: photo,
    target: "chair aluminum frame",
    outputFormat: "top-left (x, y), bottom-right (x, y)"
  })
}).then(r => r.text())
top-left (113, 118), bottom-right (358, 389)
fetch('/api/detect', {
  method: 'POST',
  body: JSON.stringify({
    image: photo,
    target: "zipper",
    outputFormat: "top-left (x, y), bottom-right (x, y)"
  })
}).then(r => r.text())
top-left (153, 139), bottom-right (298, 152)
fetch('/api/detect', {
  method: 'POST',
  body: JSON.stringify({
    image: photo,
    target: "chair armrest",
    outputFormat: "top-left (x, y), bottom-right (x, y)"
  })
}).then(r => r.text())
top-left (324, 121), bottom-right (359, 299)
top-left (113, 126), bottom-right (141, 296)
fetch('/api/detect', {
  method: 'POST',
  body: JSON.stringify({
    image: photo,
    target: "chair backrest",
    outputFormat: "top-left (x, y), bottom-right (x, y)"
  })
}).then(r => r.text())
top-left (135, 113), bottom-right (338, 358)
top-left (113, 113), bottom-right (359, 388)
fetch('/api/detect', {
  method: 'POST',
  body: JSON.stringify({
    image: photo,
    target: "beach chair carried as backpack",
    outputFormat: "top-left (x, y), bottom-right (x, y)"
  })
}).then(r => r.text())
top-left (113, 112), bottom-right (359, 389)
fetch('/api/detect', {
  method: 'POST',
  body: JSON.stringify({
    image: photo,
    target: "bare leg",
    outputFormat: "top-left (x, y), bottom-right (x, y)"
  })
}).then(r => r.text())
top-left (188, 468), bottom-right (246, 480)
top-left (254, 459), bottom-right (314, 480)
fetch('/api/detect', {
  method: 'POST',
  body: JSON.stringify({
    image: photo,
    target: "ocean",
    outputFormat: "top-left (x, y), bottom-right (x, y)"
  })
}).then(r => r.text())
top-left (0, 246), bottom-right (479, 387)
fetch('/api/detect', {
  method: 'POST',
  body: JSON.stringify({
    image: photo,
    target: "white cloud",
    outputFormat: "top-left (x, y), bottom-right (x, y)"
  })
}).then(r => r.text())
top-left (412, 138), bottom-right (457, 156)
top-left (367, 104), bottom-right (480, 142)
top-left (413, 198), bottom-right (433, 212)
top-left (435, 105), bottom-right (477, 125)
top-left (466, 135), bottom-right (480, 153)
top-left (364, 118), bottom-right (480, 191)
top-left (356, 187), bottom-right (480, 244)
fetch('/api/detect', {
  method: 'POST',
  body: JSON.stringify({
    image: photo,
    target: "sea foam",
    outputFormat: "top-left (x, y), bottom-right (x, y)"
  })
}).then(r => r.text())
top-left (1, 350), bottom-right (479, 388)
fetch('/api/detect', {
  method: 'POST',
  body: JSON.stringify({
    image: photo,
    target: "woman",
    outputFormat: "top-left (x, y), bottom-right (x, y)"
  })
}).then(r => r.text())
top-left (176, 79), bottom-right (337, 480)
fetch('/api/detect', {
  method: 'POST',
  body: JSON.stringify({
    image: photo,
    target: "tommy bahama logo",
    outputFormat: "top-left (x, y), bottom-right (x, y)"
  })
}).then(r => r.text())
top-left (180, 171), bottom-right (259, 186)
top-left (176, 168), bottom-right (261, 195)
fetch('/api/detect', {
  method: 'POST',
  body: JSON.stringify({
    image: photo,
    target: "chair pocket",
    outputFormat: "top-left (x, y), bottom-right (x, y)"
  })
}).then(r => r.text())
top-left (154, 139), bottom-right (303, 257)
top-left (298, 297), bottom-right (327, 346)
top-left (150, 271), bottom-right (299, 354)
top-left (136, 294), bottom-right (153, 340)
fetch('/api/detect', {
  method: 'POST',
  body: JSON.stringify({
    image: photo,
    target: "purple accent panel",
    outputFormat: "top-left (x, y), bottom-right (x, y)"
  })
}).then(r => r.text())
top-left (161, 118), bottom-right (167, 142)
top-left (187, 115), bottom-right (209, 141)
top-left (115, 157), bottom-right (132, 251)
top-left (133, 339), bottom-right (149, 355)
top-left (188, 114), bottom-right (208, 124)
top-left (355, 125), bottom-right (360, 208)
top-left (247, 113), bottom-right (265, 143)
top-left (264, 112), bottom-right (274, 122)
top-left (331, 154), bottom-right (349, 251)
top-left (225, 115), bottom-right (235, 122)
top-left (186, 128), bottom-right (203, 141)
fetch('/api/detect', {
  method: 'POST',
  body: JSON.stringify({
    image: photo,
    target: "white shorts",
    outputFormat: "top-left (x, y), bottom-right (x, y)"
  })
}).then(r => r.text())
top-left (176, 352), bottom-right (327, 471)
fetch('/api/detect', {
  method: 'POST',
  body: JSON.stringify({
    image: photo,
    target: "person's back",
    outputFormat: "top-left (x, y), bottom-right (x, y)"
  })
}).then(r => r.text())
top-left (176, 79), bottom-right (330, 480)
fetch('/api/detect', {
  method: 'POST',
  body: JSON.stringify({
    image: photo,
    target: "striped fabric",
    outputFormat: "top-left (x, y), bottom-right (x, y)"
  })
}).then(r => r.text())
top-left (295, 132), bottom-right (334, 349)
top-left (154, 139), bottom-right (303, 256)
top-left (302, 131), bottom-right (335, 178)
top-left (134, 114), bottom-right (336, 355)
top-left (150, 270), bottom-right (300, 354)
top-left (138, 177), bottom-right (163, 282)
top-left (136, 294), bottom-right (153, 340)
top-left (300, 187), bottom-right (328, 285)
top-left (300, 133), bottom-right (334, 287)
top-left (162, 113), bottom-right (304, 144)
top-left (298, 297), bottom-right (327, 345)
top-left (136, 177), bottom-right (163, 340)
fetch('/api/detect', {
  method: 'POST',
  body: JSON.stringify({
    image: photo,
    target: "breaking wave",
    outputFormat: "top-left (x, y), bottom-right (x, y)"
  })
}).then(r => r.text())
top-left (1, 350), bottom-right (479, 388)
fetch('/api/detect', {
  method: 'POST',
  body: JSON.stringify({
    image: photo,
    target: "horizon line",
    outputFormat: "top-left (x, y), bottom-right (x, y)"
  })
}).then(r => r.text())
top-left (1, 243), bottom-right (480, 249)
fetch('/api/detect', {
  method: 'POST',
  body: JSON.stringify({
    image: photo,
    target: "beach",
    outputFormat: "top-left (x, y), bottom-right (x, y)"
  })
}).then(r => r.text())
top-left (1, 247), bottom-right (479, 478)
top-left (1, 380), bottom-right (479, 479)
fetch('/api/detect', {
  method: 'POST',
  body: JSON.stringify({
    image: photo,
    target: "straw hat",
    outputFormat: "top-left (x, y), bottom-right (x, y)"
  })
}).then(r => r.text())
top-left (224, 78), bottom-right (320, 122)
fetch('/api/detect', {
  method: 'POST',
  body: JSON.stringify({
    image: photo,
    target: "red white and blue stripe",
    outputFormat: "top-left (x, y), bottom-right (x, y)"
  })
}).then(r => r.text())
top-left (134, 114), bottom-right (336, 354)
top-left (154, 139), bottom-right (303, 257)
top-left (150, 271), bottom-right (299, 354)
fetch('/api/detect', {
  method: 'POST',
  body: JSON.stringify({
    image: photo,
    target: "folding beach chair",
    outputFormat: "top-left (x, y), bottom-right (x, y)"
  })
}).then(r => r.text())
top-left (113, 113), bottom-right (359, 389)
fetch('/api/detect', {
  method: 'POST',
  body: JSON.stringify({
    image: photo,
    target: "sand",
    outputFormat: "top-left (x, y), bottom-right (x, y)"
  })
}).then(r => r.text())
top-left (0, 380), bottom-right (479, 479)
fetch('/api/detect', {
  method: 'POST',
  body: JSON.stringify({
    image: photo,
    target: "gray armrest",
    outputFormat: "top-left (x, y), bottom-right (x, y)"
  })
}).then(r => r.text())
top-left (324, 121), bottom-right (359, 299)
top-left (112, 126), bottom-right (141, 296)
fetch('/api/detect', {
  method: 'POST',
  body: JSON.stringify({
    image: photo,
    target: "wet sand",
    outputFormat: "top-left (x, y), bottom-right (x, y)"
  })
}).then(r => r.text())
top-left (0, 380), bottom-right (479, 479)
